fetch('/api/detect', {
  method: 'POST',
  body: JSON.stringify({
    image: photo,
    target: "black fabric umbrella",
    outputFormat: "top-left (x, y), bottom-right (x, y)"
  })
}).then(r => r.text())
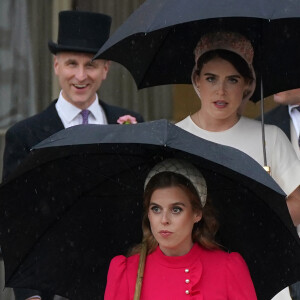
top-left (0, 120), bottom-right (299, 300)
top-left (94, 0), bottom-right (300, 102)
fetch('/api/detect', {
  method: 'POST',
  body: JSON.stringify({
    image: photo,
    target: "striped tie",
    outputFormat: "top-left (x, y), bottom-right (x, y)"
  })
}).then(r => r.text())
top-left (80, 109), bottom-right (90, 125)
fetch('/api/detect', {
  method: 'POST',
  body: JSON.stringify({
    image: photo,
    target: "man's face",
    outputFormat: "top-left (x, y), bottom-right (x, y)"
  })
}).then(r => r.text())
top-left (274, 88), bottom-right (300, 105)
top-left (54, 52), bottom-right (110, 109)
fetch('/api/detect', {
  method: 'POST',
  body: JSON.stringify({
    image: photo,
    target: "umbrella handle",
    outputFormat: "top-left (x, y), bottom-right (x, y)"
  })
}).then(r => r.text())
top-left (260, 77), bottom-right (271, 175)
top-left (133, 241), bottom-right (147, 300)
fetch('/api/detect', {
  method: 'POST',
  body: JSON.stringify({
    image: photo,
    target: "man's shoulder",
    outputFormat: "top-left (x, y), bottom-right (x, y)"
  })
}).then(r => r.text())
top-left (261, 105), bottom-right (290, 138)
top-left (263, 105), bottom-right (289, 123)
top-left (100, 100), bottom-right (140, 115)
top-left (100, 100), bottom-right (144, 123)
top-left (6, 101), bottom-right (58, 135)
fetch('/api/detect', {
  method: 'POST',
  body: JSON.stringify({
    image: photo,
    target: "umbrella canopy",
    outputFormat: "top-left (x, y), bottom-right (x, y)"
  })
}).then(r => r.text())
top-left (0, 120), bottom-right (299, 300)
top-left (94, 0), bottom-right (300, 102)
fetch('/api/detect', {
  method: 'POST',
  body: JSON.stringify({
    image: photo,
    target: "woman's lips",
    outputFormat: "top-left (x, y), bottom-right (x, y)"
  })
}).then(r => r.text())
top-left (214, 101), bottom-right (227, 108)
top-left (159, 230), bottom-right (172, 237)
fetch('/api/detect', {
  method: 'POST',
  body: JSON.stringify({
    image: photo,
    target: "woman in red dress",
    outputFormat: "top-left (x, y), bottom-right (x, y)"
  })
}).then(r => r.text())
top-left (104, 159), bottom-right (257, 300)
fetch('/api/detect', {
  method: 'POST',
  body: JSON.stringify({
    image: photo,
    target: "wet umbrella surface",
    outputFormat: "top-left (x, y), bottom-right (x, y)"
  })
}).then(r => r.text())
top-left (0, 120), bottom-right (299, 300)
top-left (95, 0), bottom-right (300, 102)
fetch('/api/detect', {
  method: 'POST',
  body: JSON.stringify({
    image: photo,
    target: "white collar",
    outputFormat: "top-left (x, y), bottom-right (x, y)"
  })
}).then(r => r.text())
top-left (288, 104), bottom-right (300, 113)
top-left (56, 91), bottom-right (107, 125)
top-left (288, 104), bottom-right (300, 137)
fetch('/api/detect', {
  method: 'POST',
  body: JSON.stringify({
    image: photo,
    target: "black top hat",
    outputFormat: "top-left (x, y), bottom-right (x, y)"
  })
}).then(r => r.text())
top-left (48, 11), bottom-right (111, 55)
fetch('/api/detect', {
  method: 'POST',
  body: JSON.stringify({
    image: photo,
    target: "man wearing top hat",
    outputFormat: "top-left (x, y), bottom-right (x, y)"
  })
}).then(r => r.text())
top-left (1, 10), bottom-right (143, 300)
top-left (2, 10), bottom-right (144, 182)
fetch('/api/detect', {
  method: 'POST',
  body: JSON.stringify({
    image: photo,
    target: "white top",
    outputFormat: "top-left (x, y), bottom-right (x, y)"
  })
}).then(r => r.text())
top-left (176, 116), bottom-right (300, 196)
top-left (55, 91), bottom-right (107, 128)
top-left (271, 287), bottom-right (293, 300)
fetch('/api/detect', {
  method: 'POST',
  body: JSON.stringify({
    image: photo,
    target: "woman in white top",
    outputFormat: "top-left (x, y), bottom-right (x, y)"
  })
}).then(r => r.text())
top-left (176, 31), bottom-right (300, 226)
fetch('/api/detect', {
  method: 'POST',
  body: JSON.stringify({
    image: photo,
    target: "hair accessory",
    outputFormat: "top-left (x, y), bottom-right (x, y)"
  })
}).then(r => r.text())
top-left (144, 159), bottom-right (207, 207)
top-left (194, 31), bottom-right (254, 65)
top-left (192, 31), bottom-right (256, 102)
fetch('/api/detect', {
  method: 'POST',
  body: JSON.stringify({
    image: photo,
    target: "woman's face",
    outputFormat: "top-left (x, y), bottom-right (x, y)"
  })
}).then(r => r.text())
top-left (195, 57), bottom-right (249, 127)
top-left (148, 186), bottom-right (202, 256)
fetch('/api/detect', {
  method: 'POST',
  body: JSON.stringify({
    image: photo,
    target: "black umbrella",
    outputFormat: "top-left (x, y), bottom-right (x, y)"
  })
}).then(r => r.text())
top-left (94, 0), bottom-right (300, 102)
top-left (0, 120), bottom-right (299, 300)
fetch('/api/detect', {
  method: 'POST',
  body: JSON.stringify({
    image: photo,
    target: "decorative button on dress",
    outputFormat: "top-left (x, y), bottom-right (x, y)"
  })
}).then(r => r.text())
top-left (104, 243), bottom-right (257, 300)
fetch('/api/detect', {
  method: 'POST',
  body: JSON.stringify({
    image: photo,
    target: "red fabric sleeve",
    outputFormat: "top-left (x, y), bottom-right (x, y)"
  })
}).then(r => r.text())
top-left (104, 255), bottom-right (130, 300)
top-left (226, 252), bottom-right (257, 300)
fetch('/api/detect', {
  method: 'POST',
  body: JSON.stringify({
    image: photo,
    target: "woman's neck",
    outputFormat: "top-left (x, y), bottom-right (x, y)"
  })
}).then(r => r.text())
top-left (159, 242), bottom-right (194, 257)
top-left (191, 110), bottom-right (240, 132)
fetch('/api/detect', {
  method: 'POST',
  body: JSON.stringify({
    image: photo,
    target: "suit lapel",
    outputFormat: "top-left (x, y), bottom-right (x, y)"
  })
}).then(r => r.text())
top-left (99, 100), bottom-right (118, 124)
top-left (276, 106), bottom-right (291, 139)
top-left (39, 101), bottom-right (65, 139)
top-left (45, 100), bottom-right (117, 130)
top-left (264, 105), bottom-right (291, 140)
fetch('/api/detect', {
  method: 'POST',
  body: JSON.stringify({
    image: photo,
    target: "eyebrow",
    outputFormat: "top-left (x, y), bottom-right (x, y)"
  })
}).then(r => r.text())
top-left (149, 202), bottom-right (186, 207)
top-left (227, 74), bottom-right (241, 78)
top-left (204, 72), bottom-right (241, 78)
top-left (65, 58), bottom-right (77, 64)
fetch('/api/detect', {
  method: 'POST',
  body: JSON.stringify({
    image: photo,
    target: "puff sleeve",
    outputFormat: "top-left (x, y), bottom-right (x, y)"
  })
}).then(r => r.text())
top-left (226, 252), bottom-right (257, 300)
top-left (104, 255), bottom-right (130, 300)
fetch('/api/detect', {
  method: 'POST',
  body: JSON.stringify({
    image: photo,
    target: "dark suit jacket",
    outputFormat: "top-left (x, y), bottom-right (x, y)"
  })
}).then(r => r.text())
top-left (2, 99), bottom-right (144, 181)
top-left (263, 105), bottom-right (291, 139)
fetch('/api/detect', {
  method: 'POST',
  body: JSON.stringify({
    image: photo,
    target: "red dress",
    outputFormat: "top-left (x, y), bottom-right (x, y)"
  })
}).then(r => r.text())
top-left (104, 243), bottom-right (257, 300)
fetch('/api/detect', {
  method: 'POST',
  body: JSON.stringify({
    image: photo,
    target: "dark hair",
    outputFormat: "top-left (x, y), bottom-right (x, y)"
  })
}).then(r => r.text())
top-left (195, 49), bottom-right (254, 85)
top-left (129, 172), bottom-right (220, 256)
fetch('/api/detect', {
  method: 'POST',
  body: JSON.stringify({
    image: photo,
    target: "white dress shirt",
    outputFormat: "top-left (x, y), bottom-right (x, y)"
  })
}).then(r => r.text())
top-left (55, 91), bottom-right (107, 128)
top-left (289, 104), bottom-right (300, 137)
top-left (289, 104), bottom-right (300, 238)
top-left (288, 104), bottom-right (300, 159)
